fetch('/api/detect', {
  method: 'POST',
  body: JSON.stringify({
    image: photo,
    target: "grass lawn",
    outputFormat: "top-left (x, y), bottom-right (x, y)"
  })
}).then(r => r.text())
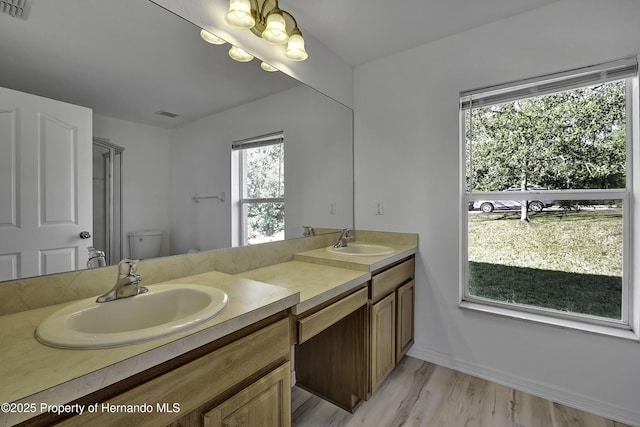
top-left (467, 208), bottom-right (623, 319)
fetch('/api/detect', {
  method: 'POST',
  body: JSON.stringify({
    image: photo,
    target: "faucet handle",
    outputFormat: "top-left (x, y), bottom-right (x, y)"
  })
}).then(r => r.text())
top-left (118, 259), bottom-right (139, 276)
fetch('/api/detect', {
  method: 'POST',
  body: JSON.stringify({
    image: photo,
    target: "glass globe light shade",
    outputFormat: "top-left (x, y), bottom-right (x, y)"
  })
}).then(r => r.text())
top-left (225, 0), bottom-right (255, 29)
top-left (260, 62), bottom-right (278, 72)
top-left (200, 29), bottom-right (226, 45)
top-left (262, 11), bottom-right (288, 45)
top-left (285, 32), bottom-right (308, 61)
top-left (228, 46), bottom-right (254, 62)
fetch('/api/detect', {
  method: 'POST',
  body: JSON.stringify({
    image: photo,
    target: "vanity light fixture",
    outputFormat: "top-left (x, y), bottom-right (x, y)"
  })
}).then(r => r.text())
top-left (228, 45), bottom-right (254, 62)
top-left (224, 0), bottom-right (308, 62)
top-left (260, 62), bottom-right (278, 72)
top-left (200, 28), bottom-right (276, 71)
top-left (284, 28), bottom-right (308, 61)
top-left (200, 29), bottom-right (226, 45)
top-left (224, 0), bottom-right (255, 29)
top-left (199, 29), bottom-right (254, 63)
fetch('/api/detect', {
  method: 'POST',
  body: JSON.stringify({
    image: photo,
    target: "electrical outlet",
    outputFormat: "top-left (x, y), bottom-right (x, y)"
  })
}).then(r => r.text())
top-left (375, 201), bottom-right (384, 215)
top-left (329, 201), bottom-right (336, 215)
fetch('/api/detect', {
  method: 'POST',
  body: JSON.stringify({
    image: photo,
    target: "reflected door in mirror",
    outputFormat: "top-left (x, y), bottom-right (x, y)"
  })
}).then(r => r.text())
top-left (0, 86), bottom-right (93, 281)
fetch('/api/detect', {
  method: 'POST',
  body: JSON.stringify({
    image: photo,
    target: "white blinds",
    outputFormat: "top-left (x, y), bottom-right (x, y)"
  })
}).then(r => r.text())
top-left (460, 57), bottom-right (637, 110)
top-left (232, 131), bottom-right (284, 150)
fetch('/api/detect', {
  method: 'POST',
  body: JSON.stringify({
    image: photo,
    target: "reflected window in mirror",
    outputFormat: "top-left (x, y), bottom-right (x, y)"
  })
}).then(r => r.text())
top-left (0, 0), bottom-right (354, 282)
top-left (232, 132), bottom-right (285, 246)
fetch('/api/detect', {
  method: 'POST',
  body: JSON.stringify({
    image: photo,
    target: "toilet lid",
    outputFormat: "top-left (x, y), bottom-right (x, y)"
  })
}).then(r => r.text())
top-left (128, 230), bottom-right (162, 237)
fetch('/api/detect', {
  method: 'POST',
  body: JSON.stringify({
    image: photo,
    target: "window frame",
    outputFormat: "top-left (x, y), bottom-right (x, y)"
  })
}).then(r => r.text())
top-left (459, 59), bottom-right (639, 339)
top-left (231, 132), bottom-right (284, 246)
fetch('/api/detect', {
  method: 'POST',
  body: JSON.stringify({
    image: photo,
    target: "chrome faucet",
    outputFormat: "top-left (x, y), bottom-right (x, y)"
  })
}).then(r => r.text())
top-left (86, 247), bottom-right (106, 269)
top-left (96, 259), bottom-right (147, 303)
top-left (333, 228), bottom-right (353, 248)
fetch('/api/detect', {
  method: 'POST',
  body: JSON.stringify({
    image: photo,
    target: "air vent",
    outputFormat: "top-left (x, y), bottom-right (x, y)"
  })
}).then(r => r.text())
top-left (155, 110), bottom-right (180, 118)
top-left (0, 0), bottom-right (26, 18)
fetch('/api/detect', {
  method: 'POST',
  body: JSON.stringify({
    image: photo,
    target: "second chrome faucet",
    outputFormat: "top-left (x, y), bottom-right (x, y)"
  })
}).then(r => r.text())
top-left (333, 228), bottom-right (353, 248)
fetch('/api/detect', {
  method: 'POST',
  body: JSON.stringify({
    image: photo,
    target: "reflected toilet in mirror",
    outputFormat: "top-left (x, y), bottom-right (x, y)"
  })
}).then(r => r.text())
top-left (0, 0), bottom-right (353, 283)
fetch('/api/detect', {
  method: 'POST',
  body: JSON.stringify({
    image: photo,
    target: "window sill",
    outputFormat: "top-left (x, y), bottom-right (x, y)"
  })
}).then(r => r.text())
top-left (459, 300), bottom-right (640, 342)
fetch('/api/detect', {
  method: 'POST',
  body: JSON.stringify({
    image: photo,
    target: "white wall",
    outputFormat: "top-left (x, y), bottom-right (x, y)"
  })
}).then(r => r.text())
top-left (168, 85), bottom-right (353, 254)
top-left (354, 0), bottom-right (640, 424)
top-left (93, 115), bottom-right (172, 258)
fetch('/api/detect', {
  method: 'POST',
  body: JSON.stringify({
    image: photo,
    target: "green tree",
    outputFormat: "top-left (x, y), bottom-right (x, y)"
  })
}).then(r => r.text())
top-left (467, 81), bottom-right (626, 220)
top-left (245, 143), bottom-right (284, 241)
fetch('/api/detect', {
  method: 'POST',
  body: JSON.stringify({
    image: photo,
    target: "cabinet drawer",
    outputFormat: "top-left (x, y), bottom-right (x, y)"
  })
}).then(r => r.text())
top-left (57, 319), bottom-right (290, 427)
top-left (371, 258), bottom-right (415, 302)
top-left (297, 287), bottom-right (368, 344)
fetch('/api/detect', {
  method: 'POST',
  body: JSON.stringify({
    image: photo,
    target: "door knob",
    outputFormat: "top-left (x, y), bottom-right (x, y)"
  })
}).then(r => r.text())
top-left (79, 231), bottom-right (91, 239)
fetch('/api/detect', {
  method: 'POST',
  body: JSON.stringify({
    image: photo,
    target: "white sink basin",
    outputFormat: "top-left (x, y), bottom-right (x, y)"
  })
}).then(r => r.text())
top-left (36, 284), bottom-right (228, 349)
top-left (326, 243), bottom-right (396, 257)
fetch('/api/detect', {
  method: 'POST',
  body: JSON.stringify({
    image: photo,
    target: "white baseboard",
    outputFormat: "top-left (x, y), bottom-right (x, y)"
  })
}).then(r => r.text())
top-left (407, 346), bottom-right (640, 427)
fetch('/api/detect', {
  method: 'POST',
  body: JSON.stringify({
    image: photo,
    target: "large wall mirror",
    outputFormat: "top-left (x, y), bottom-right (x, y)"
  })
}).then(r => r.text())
top-left (0, 0), bottom-right (353, 282)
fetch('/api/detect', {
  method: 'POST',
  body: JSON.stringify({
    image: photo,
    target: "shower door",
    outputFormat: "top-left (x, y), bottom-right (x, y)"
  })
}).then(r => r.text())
top-left (92, 138), bottom-right (123, 265)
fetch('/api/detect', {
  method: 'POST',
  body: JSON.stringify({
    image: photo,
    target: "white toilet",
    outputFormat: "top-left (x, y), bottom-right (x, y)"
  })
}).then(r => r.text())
top-left (128, 230), bottom-right (163, 259)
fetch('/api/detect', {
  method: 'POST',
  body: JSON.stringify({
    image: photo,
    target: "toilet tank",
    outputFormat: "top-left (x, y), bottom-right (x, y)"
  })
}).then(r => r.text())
top-left (128, 230), bottom-right (163, 259)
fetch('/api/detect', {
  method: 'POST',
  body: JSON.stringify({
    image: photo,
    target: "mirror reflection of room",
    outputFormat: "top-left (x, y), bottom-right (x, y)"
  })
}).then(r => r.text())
top-left (0, 0), bottom-right (353, 282)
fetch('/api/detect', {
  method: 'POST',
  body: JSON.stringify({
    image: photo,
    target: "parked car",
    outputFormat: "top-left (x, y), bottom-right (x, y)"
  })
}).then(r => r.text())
top-left (473, 186), bottom-right (555, 213)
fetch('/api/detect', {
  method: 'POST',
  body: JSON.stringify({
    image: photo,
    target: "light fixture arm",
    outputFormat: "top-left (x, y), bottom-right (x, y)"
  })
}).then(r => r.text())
top-left (280, 10), bottom-right (300, 34)
top-left (245, 0), bottom-right (300, 38)
top-left (257, 0), bottom-right (273, 21)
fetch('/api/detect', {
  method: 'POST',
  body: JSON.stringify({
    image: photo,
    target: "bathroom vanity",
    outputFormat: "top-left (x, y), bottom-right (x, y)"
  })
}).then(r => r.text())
top-left (53, 316), bottom-right (292, 426)
top-left (294, 244), bottom-right (416, 405)
top-left (0, 231), bottom-right (417, 426)
top-left (0, 272), bottom-right (299, 427)
top-left (236, 261), bottom-right (371, 412)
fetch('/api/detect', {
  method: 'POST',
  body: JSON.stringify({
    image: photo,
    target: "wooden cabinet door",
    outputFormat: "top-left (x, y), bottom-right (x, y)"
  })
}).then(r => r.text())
top-left (204, 362), bottom-right (291, 427)
top-left (396, 280), bottom-right (415, 361)
top-left (370, 292), bottom-right (396, 394)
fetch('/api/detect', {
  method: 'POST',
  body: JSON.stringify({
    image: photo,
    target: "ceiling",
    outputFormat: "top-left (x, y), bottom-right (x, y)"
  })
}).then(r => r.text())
top-left (0, 0), bottom-right (299, 128)
top-left (281, 0), bottom-right (560, 66)
top-left (0, 0), bottom-right (560, 128)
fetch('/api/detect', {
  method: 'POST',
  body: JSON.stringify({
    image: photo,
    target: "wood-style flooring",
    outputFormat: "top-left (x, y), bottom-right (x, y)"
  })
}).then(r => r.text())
top-left (292, 356), bottom-right (632, 427)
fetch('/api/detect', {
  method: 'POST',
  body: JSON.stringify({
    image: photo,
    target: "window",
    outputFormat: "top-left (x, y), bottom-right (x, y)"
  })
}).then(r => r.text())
top-left (460, 58), bottom-right (638, 333)
top-left (232, 132), bottom-right (285, 246)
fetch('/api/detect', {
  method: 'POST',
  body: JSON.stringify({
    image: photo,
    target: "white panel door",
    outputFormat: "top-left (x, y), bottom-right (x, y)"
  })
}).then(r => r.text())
top-left (0, 86), bottom-right (92, 281)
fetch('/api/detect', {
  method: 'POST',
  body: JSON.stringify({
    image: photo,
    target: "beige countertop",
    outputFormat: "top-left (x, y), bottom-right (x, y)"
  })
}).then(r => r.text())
top-left (0, 235), bottom-right (418, 426)
top-left (234, 240), bottom-right (417, 315)
top-left (0, 271), bottom-right (299, 426)
top-left (294, 241), bottom-right (417, 272)
top-left (235, 261), bottom-right (370, 315)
